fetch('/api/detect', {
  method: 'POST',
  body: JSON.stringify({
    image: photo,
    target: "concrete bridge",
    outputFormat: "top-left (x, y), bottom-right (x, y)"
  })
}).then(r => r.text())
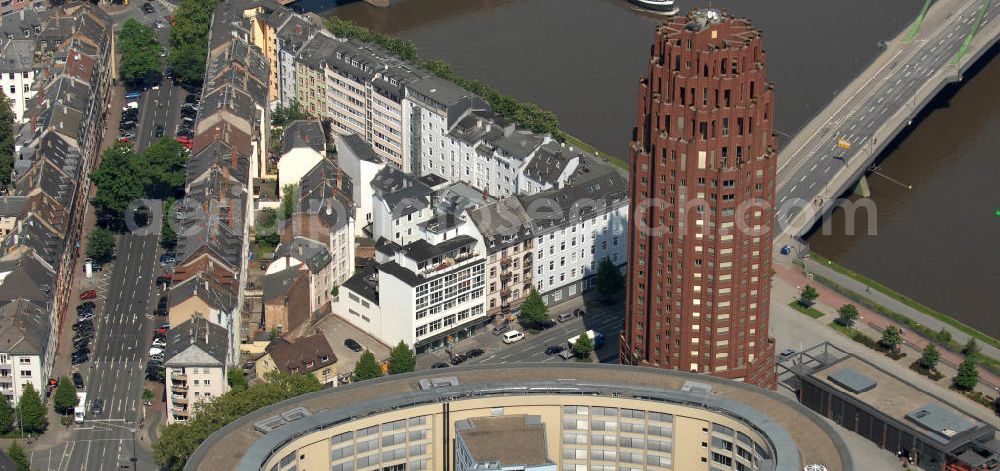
top-left (775, 0), bottom-right (999, 241)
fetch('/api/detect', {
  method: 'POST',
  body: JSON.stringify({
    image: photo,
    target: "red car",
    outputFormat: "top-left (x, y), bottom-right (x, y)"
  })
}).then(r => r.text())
top-left (156, 324), bottom-right (170, 335)
top-left (80, 290), bottom-right (97, 300)
top-left (175, 136), bottom-right (192, 144)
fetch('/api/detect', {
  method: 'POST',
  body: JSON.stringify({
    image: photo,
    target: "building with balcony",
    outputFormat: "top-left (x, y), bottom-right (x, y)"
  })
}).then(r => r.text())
top-left (622, 9), bottom-right (778, 389)
top-left (255, 333), bottom-right (337, 386)
top-left (0, 298), bottom-right (53, 404)
top-left (466, 197), bottom-right (534, 320)
top-left (0, 38), bottom-right (38, 123)
top-left (184, 363), bottom-right (852, 471)
top-left (164, 315), bottom-right (230, 424)
top-left (521, 170), bottom-right (629, 306)
top-left (336, 235), bottom-right (487, 353)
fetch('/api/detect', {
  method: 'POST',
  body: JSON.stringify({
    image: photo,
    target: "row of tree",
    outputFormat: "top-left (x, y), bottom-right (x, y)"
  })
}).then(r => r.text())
top-left (0, 383), bottom-right (48, 436)
top-left (352, 341), bottom-right (417, 382)
top-left (0, 91), bottom-right (16, 186)
top-left (91, 139), bottom-right (189, 227)
top-left (808, 285), bottom-right (983, 392)
top-left (118, 19), bottom-right (164, 86)
top-left (153, 371), bottom-right (322, 471)
top-left (168, 0), bottom-right (220, 85)
top-left (325, 17), bottom-right (564, 139)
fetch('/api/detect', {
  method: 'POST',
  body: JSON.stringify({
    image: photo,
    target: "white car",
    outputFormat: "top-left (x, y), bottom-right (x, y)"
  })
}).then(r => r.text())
top-left (148, 347), bottom-right (163, 356)
top-left (151, 339), bottom-right (166, 348)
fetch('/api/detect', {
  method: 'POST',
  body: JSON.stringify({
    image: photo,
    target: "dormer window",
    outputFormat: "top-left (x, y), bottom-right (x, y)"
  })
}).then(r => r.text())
top-left (320, 355), bottom-right (330, 362)
top-left (305, 361), bottom-right (314, 368)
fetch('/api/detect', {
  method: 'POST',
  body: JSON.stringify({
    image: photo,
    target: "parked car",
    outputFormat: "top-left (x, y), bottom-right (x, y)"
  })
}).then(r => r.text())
top-left (491, 323), bottom-right (511, 335)
top-left (124, 91), bottom-right (141, 100)
top-left (142, 2), bottom-right (155, 14)
top-left (344, 338), bottom-right (363, 352)
top-left (573, 308), bottom-right (585, 317)
top-left (545, 345), bottom-right (566, 355)
top-left (120, 131), bottom-right (135, 139)
top-left (77, 301), bottom-right (95, 313)
top-left (502, 330), bottom-right (525, 344)
top-left (73, 339), bottom-right (90, 350)
top-left (151, 338), bottom-right (166, 348)
top-left (156, 323), bottom-right (170, 334)
top-left (72, 320), bottom-right (93, 331)
top-left (557, 312), bottom-right (576, 323)
top-left (180, 107), bottom-right (197, 117)
top-left (430, 362), bottom-right (450, 369)
top-left (465, 348), bottom-right (485, 358)
top-left (536, 319), bottom-right (557, 330)
top-left (77, 312), bottom-right (94, 321)
top-left (80, 290), bottom-right (97, 300)
top-left (123, 101), bottom-right (139, 111)
top-left (77, 305), bottom-right (94, 316)
top-left (71, 352), bottom-right (89, 365)
top-left (778, 348), bottom-right (798, 361)
top-left (155, 275), bottom-right (172, 287)
top-left (175, 129), bottom-right (193, 139)
top-left (74, 346), bottom-right (91, 356)
top-left (154, 125), bottom-right (164, 137)
top-left (449, 354), bottom-right (468, 366)
top-left (160, 254), bottom-right (176, 265)
top-left (90, 399), bottom-right (104, 416)
top-left (184, 94), bottom-right (198, 104)
top-left (72, 372), bottom-right (85, 389)
top-left (146, 364), bottom-right (165, 382)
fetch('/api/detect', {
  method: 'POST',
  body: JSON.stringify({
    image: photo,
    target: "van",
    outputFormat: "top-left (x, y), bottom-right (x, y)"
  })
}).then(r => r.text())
top-left (557, 312), bottom-right (576, 323)
top-left (502, 330), bottom-right (524, 344)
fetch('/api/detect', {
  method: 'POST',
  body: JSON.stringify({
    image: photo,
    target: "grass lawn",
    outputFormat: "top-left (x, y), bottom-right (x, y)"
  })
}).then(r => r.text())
top-left (788, 301), bottom-right (825, 319)
top-left (810, 251), bottom-right (1000, 351)
top-left (562, 132), bottom-right (628, 171)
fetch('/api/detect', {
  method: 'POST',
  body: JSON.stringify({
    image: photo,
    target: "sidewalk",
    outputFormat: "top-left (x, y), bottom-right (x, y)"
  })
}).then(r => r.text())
top-left (803, 258), bottom-right (1000, 361)
top-left (774, 261), bottom-right (1000, 395)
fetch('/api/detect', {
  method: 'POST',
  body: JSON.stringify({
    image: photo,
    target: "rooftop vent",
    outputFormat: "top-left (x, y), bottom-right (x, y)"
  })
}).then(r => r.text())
top-left (418, 376), bottom-right (459, 390)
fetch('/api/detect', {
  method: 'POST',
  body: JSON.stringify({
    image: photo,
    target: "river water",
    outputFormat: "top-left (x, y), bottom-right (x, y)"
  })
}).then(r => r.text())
top-left (303, 0), bottom-right (999, 337)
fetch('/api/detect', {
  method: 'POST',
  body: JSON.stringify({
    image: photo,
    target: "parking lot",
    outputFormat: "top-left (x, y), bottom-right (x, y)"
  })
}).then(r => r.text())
top-left (312, 314), bottom-right (392, 381)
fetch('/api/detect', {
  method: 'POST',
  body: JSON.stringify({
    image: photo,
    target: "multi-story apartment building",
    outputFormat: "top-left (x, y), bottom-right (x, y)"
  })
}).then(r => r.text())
top-left (293, 32), bottom-right (338, 117)
top-left (274, 15), bottom-right (318, 110)
top-left (521, 170), bottom-right (629, 306)
top-left (622, 10), bottom-right (778, 389)
top-left (466, 197), bottom-right (534, 319)
top-left (276, 119), bottom-right (325, 190)
top-left (337, 234), bottom-right (487, 353)
top-left (324, 39), bottom-right (424, 170)
top-left (370, 166), bottom-right (439, 246)
top-left (0, 299), bottom-right (54, 404)
top-left (0, 0), bottom-right (43, 18)
top-left (335, 133), bottom-right (385, 236)
top-left (287, 159), bottom-right (356, 286)
top-left (164, 315), bottom-right (230, 424)
top-left (267, 237), bottom-right (335, 314)
top-left (0, 26), bottom-right (39, 123)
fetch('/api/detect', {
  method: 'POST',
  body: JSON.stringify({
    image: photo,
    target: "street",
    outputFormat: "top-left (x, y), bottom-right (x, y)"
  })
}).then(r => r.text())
top-left (416, 297), bottom-right (626, 369)
top-left (134, 79), bottom-right (188, 153)
top-left (775, 0), bottom-right (997, 227)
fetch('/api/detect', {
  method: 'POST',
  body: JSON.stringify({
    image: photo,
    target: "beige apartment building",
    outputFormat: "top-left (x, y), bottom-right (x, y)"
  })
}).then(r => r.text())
top-left (186, 364), bottom-right (850, 471)
top-left (163, 316), bottom-right (230, 424)
top-left (467, 197), bottom-right (535, 320)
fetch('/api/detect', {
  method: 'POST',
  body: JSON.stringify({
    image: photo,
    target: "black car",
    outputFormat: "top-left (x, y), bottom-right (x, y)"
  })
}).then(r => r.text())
top-left (90, 399), bottom-right (104, 416)
top-left (142, 2), bottom-right (154, 13)
top-left (72, 319), bottom-right (92, 330)
top-left (545, 345), bottom-right (566, 355)
top-left (344, 338), bottom-right (363, 352)
top-left (431, 362), bottom-right (450, 369)
top-left (72, 333), bottom-right (92, 343)
top-left (71, 352), bottom-right (89, 365)
top-left (537, 319), bottom-right (557, 330)
top-left (157, 295), bottom-right (169, 309)
top-left (154, 125), bottom-right (165, 137)
top-left (176, 129), bottom-right (194, 138)
top-left (72, 372), bottom-right (85, 389)
top-left (465, 348), bottom-right (485, 358)
top-left (75, 346), bottom-right (91, 355)
top-left (180, 107), bottom-right (197, 117)
top-left (146, 364), bottom-right (165, 382)
top-left (449, 354), bottom-right (468, 366)
top-left (78, 301), bottom-right (95, 313)
top-left (153, 307), bottom-right (168, 316)
top-left (73, 340), bottom-right (90, 351)
top-left (73, 326), bottom-right (93, 335)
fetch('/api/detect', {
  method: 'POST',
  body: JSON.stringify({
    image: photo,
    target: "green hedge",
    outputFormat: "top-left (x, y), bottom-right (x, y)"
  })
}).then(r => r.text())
top-left (788, 301), bottom-right (825, 319)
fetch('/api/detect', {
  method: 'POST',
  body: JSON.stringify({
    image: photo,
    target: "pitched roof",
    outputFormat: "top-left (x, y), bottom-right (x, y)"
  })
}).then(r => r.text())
top-left (164, 315), bottom-right (229, 366)
top-left (518, 172), bottom-right (628, 235)
top-left (263, 333), bottom-right (336, 375)
top-left (169, 273), bottom-right (239, 313)
top-left (467, 197), bottom-right (533, 254)
top-left (296, 160), bottom-right (353, 232)
top-left (370, 166), bottom-right (433, 216)
top-left (0, 298), bottom-right (50, 357)
top-left (262, 268), bottom-right (307, 303)
top-left (273, 237), bottom-right (331, 274)
top-left (0, 255), bottom-right (55, 305)
top-left (280, 120), bottom-right (325, 155)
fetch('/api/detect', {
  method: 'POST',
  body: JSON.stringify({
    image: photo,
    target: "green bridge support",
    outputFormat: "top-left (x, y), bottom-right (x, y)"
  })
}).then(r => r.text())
top-left (853, 175), bottom-right (871, 198)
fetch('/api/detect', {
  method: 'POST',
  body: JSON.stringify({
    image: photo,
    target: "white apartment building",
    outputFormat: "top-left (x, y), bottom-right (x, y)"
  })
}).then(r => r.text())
top-left (164, 316), bottom-right (230, 424)
top-left (520, 171), bottom-right (630, 306)
top-left (337, 235), bottom-right (487, 354)
top-left (0, 299), bottom-right (54, 405)
top-left (277, 120), bottom-right (326, 191)
top-left (292, 159), bottom-right (357, 287)
top-left (0, 40), bottom-right (37, 123)
top-left (324, 40), bottom-right (423, 170)
top-left (370, 166), bottom-right (438, 246)
top-left (335, 133), bottom-right (385, 236)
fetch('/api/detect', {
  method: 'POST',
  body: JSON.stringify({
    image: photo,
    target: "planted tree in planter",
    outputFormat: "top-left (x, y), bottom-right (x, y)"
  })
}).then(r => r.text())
top-left (799, 285), bottom-right (819, 307)
top-left (837, 304), bottom-right (859, 328)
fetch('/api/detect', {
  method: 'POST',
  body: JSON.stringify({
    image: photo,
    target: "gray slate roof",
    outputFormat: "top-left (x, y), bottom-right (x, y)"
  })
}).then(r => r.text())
top-left (467, 197), bottom-right (533, 254)
top-left (164, 315), bottom-right (229, 366)
top-left (0, 298), bottom-right (50, 358)
top-left (339, 133), bottom-right (380, 163)
top-left (262, 268), bottom-right (306, 303)
top-left (280, 120), bottom-right (325, 155)
top-left (370, 166), bottom-right (433, 216)
top-left (274, 237), bottom-right (331, 275)
top-left (518, 172), bottom-right (628, 235)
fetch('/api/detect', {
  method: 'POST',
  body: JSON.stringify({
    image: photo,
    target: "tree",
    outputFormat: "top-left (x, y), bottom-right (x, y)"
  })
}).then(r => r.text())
top-left (953, 358), bottom-right (979, 391)
top-left (0, 396), bottom-right (13, 434)
top-left (879, 326), bottom-right (903, 352)
top-left (161, 197), bottom-right (178, 249)
top-left (91, 145), bottom-right (145, 224)
top-left (118, 19), bottom-right (163, 84)
top-left (154, 371), bottom-right (321, 470)
top-left (836, 304), bottom-right (859, 328)
top-left (86, 227), bottom-right (117, 262)
top-left (271, 101), bottom-right (310, 127)
top-left (572, 332), bottom-right (594, 358)
top-left (53, 376), bottom-right (79, 414)
top-left (168, 0), bottom-right (219, 85)
top-left (255, 207), bottom-right (281, 248)
top-left (0, 92), bottom-right (15, 186)
top-left (227, 369), bottom-right (248, 391)
top-left (387, 341), bottom-right (416, 375)
top-left (595, 257), bottom-right (624, 303)
top-left (281, 184), bottom-right (300, 220)
top-left (961, 338), bottom-right (981, 357)
top-left (141, 138), bottom-right (189, 196)
top-left (16, 383), bottom-right (47, 433)
top-left (935, 328), bottom-right (952, 344)
top-left (352, 350), bottom-right (383, 382)
top-left (919, 344), bottom-right (940, 370)
top-left (519, 288), bottom-right (548, 327)
top-left (799, 285), bottom-right (819, 306)
top-left (142, 388), bottom-right (156, 404)
top-left (6, 442), bottom-right (28, 471)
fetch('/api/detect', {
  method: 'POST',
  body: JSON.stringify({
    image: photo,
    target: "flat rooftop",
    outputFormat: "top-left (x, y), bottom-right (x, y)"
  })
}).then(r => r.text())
top-left (812, 355), bottom-right (989, 447)
top-left (457, 416), bottom-right (549, 467)
top-left (186, 363), bottom-right (850, 471)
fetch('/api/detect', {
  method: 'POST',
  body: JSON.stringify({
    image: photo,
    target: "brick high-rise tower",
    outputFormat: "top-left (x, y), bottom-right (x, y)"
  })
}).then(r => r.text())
top-left (621, 9), bottom-right (777, 389)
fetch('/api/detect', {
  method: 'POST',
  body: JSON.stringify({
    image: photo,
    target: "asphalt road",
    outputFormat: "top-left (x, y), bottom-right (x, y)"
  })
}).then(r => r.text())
top-left (134, 79), bottom-right (188, 153)
top-left (775, 0), bottom-right (997, 226)
top-left (417, 302), bottom-right (626, 369)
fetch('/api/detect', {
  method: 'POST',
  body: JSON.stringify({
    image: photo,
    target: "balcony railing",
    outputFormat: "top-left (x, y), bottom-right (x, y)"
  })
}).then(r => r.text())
top-left (171, 383), bottom-right (188, 392)
top-left (171, 395), bottom-right (188, 404)
top-left (500, 288), bottom-right (512, 298)
top-left (500, 256), bottom-right (512, 267)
